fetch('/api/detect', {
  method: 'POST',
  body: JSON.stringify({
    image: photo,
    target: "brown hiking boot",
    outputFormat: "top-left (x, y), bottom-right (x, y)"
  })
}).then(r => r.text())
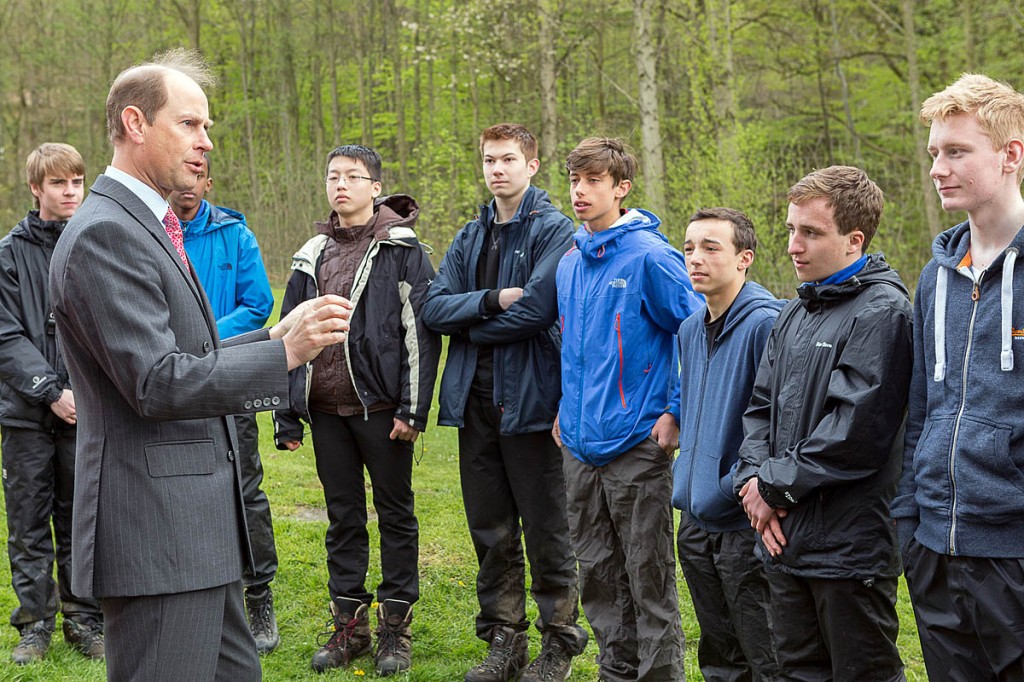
top-left (12, 619), bottom-right (53, 665)
top-left (374, 599), bottom-right (413, 676)
top-left (62, 615), bottom-right (104, 660)
top-left (310, 597), bottom-right (372, 673)
top-left (464, 625), bottom-right (529, 682)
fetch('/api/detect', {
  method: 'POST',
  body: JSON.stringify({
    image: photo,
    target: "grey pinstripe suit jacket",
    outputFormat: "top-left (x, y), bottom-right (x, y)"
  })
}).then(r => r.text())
top-left (49, 174), bottom-right (289, 600)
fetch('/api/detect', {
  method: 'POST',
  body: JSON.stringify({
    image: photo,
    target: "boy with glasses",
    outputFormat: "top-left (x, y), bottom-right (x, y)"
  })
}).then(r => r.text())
top-left (275, 145), bottom-right (440, 676)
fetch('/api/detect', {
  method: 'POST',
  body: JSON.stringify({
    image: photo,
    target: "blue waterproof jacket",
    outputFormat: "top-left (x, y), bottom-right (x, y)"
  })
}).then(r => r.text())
top-left (181, 201), bottom-right (274, 339)
top-left (422, 186), bottom-right (574, 435)
top-left (556, 209), bottom-right (701, 465)
top-left (894, 222), bottom-right (1024, 559)
top-left (671, 282), bottom-right (784, 532)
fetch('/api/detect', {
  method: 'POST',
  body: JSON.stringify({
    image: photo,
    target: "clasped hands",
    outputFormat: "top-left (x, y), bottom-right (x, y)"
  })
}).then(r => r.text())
top-left (738, 477), bottom-right (788, 557)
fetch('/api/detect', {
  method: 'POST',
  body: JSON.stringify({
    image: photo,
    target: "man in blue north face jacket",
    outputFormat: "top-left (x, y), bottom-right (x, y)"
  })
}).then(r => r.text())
top-left (168, 154), bottom-right (279, 654)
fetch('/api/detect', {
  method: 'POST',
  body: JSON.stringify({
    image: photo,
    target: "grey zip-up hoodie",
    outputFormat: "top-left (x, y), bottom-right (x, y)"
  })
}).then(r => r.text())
top-left (895, 220), bottom-right (1024, 559)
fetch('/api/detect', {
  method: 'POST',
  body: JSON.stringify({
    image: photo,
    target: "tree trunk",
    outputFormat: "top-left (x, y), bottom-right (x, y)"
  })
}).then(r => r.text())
top-left (384, 0), bottom-right (409, 189)
top-left (830, 0), bottom-right (860, 162)
top-left (901, 0), bottom-right (943, 237)
top-left (633, 0), bottom-right (666, 216)
top-left (538, 0), bottom-right (559, 186)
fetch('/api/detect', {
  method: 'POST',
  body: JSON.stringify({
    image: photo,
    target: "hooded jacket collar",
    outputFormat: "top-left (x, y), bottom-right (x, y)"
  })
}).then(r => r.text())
top-left (797, 253), bottom-right (907, 307)
top-left (13, 210), bottom-right (67, 248)
top-left (573, 208), bottom-right (667, 261)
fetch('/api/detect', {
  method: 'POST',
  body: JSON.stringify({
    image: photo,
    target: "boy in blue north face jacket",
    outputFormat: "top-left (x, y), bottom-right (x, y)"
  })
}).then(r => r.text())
top-left (554, 137), bottom-right (700, 682)
top-left (894, 74), bottom-right (1024, 681)
top-left (672, 207), bottom-right (783, 681)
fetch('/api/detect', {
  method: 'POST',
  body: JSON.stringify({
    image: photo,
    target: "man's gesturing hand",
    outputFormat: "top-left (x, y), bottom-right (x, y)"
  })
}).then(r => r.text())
top-left (272, 295), bottom-right (354, 370)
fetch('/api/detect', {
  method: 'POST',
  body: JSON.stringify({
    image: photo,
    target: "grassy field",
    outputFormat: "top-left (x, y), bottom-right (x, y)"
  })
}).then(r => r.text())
top-left (0, 295), bottom-right (929, 680)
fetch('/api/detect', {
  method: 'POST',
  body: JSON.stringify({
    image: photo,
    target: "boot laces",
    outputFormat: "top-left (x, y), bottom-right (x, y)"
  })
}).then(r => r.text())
top-left (318, 614), bottom-right (361, 651)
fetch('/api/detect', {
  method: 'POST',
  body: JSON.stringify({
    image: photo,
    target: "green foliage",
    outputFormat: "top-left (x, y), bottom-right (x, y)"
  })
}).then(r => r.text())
top-left (1, 0), bottom-right (1022, 291)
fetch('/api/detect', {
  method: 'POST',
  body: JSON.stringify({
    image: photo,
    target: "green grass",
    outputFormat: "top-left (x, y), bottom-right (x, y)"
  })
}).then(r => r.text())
top-left (0, 291), bottom-right (928, 680)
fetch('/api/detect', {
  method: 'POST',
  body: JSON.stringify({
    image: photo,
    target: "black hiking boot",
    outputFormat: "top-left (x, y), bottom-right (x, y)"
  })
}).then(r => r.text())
top-left (245, 584), bottom-right (280, 654)
top-left (464, 625), bottom-right (529, 682)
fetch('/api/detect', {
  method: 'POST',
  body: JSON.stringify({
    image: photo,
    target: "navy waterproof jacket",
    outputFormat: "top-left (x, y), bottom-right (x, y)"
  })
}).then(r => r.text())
top-left (895, 222), bottom-right (1024, 559)
top-left (672, 282), bottom-right (784, 532)
top-left (421, 185), bottom-right (574, 435)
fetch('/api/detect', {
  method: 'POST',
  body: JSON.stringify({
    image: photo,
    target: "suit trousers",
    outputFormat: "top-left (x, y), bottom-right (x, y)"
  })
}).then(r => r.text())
top-left (563, 437), bottom-right (685, 682)
top-left (309, 409), bottom-right (419, 605)
top-left (677, 513), bottom-right (779, 681)
top-left (457, 393), bottom-right (587, 652)
top-left (234, 414), bottom-right (278, 588)
top-left (103, 580), bottom-right (260, 682)
top-left (903, 539), bottom-right (1024, 681)
top-left (1, 425), bottom-right (101, 627)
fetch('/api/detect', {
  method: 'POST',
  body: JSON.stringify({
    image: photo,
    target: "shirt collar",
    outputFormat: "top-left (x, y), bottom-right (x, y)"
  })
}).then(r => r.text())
top-left (104, 166), bottom-right (169, 224)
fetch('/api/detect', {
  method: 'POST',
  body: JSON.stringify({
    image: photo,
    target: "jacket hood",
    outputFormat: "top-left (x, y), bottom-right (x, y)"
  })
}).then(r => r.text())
top-left (180, 201), bottom-right (245, 237)
top-left (720, 282), bottom-right (787, 338)
top-left (796, 253), bottom-right (908, 306)
top-left (932, 219), bottom-right (1024, 268)
top-left (374, 193), bottom-right (419, 231)
top-left (929, 221), bottom-right (1024, 381)
top-left (316, 194), bottom-right (420, 243)
top-left (573, 208), bottom-right (666, 260)
top-left (11, 210), bottom-right (67, 247)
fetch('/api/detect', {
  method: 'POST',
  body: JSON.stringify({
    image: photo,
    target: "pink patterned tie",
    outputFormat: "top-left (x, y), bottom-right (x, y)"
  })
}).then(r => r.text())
top-left (162, 207), bottom-right (190, 270)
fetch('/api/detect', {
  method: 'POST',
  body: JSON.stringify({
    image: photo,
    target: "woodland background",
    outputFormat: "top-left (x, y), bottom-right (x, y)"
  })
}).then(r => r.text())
top-left (1, 0), bottom-right (1023, 291)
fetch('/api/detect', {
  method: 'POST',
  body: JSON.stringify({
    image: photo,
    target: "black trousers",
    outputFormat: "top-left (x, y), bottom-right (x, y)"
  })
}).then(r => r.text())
top-left (233, 414), bottom-right (278, 588)
top-left (1, 425), bottom-right (101, 627)
top-left (563, 437), bottom-right (685, 682)
top-left (677, 513), bottom-right (779, 681)
top-left (904, 539), bottom-right (1024, 681)
top-left (458, 393), bottom-right (586, 652)
top-left (767, 571), bottom-right (904, 682)
top-left (309, 409), bottom-right (418, 605)
top-left (103, 580), bottom-right (260, 682)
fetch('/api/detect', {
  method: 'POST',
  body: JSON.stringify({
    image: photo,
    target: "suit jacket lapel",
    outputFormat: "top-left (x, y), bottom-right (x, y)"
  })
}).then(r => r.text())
top-left (89, 175), bottom-right (218, 341)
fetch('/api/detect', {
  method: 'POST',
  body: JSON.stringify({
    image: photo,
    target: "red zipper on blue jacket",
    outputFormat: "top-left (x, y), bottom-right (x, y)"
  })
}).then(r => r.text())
top-left (616, 313), bottom-right (627, 408)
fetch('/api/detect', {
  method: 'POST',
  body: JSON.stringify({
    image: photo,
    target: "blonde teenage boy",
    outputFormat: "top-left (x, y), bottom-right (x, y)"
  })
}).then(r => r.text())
top-left (895, 74), bottom-right (1024, 681)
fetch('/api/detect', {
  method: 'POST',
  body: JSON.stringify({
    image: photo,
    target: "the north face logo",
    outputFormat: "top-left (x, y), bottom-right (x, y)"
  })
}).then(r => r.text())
top-left (609, 278), bottom-right (627, 288)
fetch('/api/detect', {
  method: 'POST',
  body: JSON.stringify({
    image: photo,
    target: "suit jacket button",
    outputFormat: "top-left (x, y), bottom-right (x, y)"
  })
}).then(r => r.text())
top-left (244, 400), bottom-right (253, 409)
top-left (203, 341), bottom-right (211, 352)
top-left (271, 396), bottom-right (281, 406)
top-left (253, 398), bottom-right (263, 408)
top-left (227, 450), bottom-right (235, 461)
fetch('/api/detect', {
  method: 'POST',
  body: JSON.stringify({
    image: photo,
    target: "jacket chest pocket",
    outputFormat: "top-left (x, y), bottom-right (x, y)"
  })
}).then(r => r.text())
top-left (145, 440), bottom-right (217, 477)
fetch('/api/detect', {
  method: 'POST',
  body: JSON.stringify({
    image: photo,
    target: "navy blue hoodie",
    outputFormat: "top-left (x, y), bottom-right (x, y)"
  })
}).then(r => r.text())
top-left (895, 221), bottom-right (1024, 559)
top-left (671, 282), bottom-right (784, 532)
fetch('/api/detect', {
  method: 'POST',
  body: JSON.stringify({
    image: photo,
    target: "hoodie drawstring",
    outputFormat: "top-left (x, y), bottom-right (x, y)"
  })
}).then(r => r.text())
top-left (1001, 248), bottom-right (1018, 372)
top-left (933, 267), bottom-right (948, 382)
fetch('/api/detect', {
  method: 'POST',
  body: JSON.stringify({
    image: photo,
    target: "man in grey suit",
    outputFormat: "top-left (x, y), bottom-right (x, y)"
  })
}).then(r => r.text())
top-left (48, 49), bottom-right (352, 681)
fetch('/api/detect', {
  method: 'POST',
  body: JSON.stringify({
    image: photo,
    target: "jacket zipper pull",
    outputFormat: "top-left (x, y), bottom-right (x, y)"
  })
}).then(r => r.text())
top-left (972, 281), bottom-right (981, 302)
